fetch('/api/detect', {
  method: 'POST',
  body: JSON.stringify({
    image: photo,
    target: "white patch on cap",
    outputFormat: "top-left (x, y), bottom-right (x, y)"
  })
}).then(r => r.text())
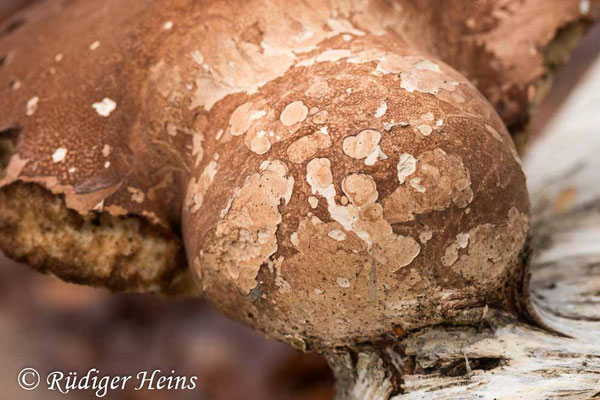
top-left (54, 53), bottom-right (64, 62)
top-left (290, 232), bottom-right (299, 247)
top-left (92, 98), bottom-right (117, 117)
top-left (326, 18), bottom-right (365, 36)
top-left (383, 120), bottom-right (409, 131)
top-left (397, 154), bottom-right (416, 184)
top-left (52, 147), bottom-right (67, 163)
top-left (415, 59), bottom-right (441, 72)
top-left (456, 232), bottom-right (470, 249)
top-left (580, 0), bottom-right (590, 14)
top-left (163, 21), bottom-right (174, 30)
top-left (280, 101), bottom-right (308, 126)
top-left (251, 110), bottom-right (266, 122)
top-left (343, 129), bottom-right (387, 165)
top-left (89, 41), bottom-right (101, 50)
top-left (94, 201), bottom-right (104, 211)
top-left (26, 96), bottom-right (39, 116)
top-left (128, 187), bottom-right (145, 203)
top-left (249, 130), bottom-right (272, 155)
top-left (442, 231), bottom-right (471, 267)
top-left (374, 101), bottom-right (387, 118)
top-left (485, 124), bottom-right (504, 142)
top-left (316, 49), bottom-right (352, 63)
top-left (421, 112), bottom-right (434, 121)
top-left (191, 50), bottom-right (204, 65)
top-left (328, 229), bottom-right (347, 241)
top-left (419, 230), bottom-right (433, 244)
top-left (336, 277), bottom-right (351, 288)
top-left (417, 124), bottom-right (433, 136)
top-left (410, 177), bottom-right (426, 193)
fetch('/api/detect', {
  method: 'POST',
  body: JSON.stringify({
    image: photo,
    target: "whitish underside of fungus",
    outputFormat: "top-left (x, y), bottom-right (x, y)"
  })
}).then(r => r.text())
top-left (0, 0), bottom-right (597, 354)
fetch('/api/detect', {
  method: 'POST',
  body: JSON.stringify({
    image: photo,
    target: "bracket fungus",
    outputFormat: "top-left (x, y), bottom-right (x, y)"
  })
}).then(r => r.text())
top-left (0, 0), bottom-right (598, 397)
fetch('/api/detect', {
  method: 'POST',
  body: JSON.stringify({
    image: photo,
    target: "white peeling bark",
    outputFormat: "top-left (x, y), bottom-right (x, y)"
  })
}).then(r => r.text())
top-left (332, 53), bottom-right (600, 400)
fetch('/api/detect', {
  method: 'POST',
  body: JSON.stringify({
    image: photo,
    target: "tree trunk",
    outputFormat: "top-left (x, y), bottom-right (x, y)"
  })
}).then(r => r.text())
top-left (327, 52), bottom-right (600, 400)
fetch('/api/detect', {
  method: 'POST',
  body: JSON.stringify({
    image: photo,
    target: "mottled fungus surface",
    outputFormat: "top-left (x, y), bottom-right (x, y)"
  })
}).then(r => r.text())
top-left (1, 0), bottom-right (597, 350)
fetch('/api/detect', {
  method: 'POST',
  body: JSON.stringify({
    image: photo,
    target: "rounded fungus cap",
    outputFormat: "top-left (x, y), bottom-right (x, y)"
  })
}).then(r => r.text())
top-left (186, 42), bottom-right (530, 350)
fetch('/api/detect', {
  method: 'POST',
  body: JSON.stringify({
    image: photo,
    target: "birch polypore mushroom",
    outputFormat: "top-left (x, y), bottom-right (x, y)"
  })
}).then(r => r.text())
top-left (0, 0), bottom-right (598, 397)
top-left (189, 46), bottom-right (530, 350)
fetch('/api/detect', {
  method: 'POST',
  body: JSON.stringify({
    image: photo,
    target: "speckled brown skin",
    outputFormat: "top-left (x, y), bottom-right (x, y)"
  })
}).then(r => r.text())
top-left (186, 33), bottom-right (530, 349)
top-left (394, 0), bottom-right (599, 134)
top-left (0, 0), bottom-right (596, 348)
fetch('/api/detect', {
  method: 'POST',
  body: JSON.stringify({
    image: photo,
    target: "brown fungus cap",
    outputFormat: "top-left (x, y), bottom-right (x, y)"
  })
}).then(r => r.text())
top-left (0, 0), bottom-right (597, 347)
top-left (187, 37), bottom-right (530, 349)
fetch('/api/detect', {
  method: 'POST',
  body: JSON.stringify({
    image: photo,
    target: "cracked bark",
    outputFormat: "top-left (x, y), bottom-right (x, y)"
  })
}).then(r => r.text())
top-left (327, 50), bottom-right (600, 400)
